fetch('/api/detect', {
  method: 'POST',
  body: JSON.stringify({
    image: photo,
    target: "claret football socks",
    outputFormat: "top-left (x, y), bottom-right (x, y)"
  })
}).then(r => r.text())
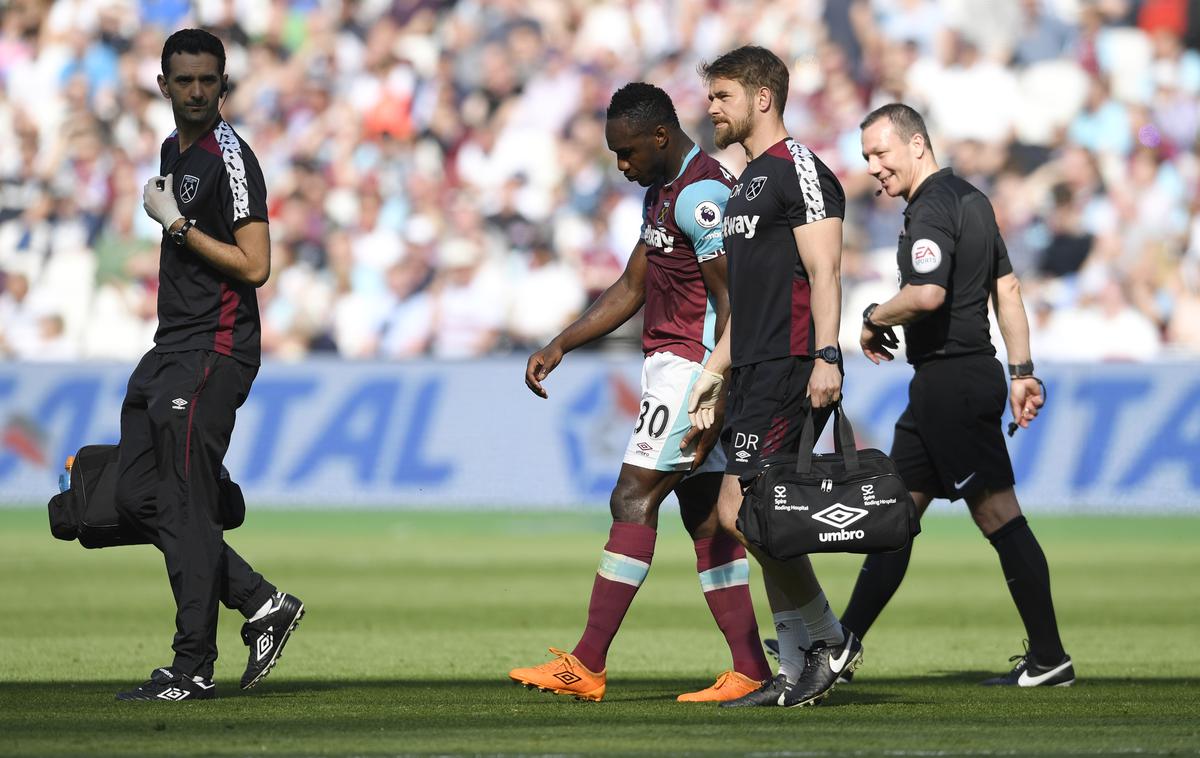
top-left (693, 533), bottom-right (772, 682)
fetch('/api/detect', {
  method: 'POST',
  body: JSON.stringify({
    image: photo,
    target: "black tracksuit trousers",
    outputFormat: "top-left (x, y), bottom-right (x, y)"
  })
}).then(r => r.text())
top-left (115, 349), bottom-right (275, 680)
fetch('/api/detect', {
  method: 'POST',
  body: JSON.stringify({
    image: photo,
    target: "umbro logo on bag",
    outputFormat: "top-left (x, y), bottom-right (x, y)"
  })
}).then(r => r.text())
top-left (812, 504), bottom-right (868, 529)
top-left (813, 504), bottom-right (869, 543)
top-left (256, 632), bottom-right (273, 661)
top-left (156, 687), bottom-right (190, 701)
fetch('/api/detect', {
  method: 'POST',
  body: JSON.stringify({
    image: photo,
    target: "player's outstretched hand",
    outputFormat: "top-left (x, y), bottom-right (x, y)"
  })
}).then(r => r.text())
top-left (687, 369), bottom-right (724, 431)
top-left (861, 323), bottom-right (898, 364)
top-left (807, 360), bottom-right (842, 409)
top-left (525, 342), bottom-right (564, 399)
top-left (143, 174), bottom-right (184, 231)
top-left (1009, 375), bottom-right (1045, 431)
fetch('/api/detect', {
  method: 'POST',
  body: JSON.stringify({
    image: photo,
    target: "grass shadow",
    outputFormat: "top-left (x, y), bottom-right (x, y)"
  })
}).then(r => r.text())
top-left (0, 672), bottom-right (1191, 702)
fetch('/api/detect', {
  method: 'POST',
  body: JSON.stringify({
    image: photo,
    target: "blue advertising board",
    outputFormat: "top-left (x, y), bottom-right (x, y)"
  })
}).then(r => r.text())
top-left (1, 357), bottom-right (1197, 511)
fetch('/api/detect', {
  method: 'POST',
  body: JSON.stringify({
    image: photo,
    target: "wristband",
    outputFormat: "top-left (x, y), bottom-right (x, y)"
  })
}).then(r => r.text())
top-left (863, 303), bottom-right (880, 328)
top-left (1008, 360), bottom-right (1034, 379)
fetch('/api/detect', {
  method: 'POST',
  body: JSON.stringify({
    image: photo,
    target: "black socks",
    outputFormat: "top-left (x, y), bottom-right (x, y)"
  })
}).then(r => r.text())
top-left (840, 539), bottom-right (914, 641)
top-left (988, 515), bottom-right (1067, 665)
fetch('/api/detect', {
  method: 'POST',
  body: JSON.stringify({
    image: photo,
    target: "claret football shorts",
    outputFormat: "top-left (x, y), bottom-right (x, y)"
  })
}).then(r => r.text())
top-left (623, 351), bottom-right (727, 475)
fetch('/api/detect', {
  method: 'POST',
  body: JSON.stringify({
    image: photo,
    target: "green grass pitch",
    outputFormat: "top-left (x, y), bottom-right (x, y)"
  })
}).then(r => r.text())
top-left (1, 508), bottom-right (1197, 756)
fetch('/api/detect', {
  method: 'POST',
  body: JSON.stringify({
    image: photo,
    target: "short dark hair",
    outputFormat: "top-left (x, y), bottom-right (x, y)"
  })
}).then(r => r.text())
top-left (861, 103), bottom-right (933, 152)
top-left (161, 28), bottom-right (226, 77)
top-left (698, 45), bottom-right (789, 116)
top-left (606, 82), bottom-right (679, 132)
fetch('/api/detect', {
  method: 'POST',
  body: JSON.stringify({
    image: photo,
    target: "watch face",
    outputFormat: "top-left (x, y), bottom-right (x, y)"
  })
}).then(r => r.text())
top-left (817, 346), bottom-right (840, 362)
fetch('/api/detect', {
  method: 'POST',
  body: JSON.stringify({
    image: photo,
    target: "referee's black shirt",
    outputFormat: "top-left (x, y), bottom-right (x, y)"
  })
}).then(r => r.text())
top-left (898, 167), bottom-right (1012, 365)
top-left (154, 119), bottom-right (268, 366)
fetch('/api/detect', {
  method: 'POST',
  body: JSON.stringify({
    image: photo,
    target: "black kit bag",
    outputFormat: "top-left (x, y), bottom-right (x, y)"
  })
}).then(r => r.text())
top-left (48, 444), bottom-right (246, 549)
top-left (737, 403), bottom-right (919, 559)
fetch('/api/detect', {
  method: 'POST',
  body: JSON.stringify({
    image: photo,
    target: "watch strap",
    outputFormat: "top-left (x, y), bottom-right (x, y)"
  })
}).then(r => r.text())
top-left (1009, 360), bottom-right (1035, 379)
top-left (863, 303), bottom-right (880, 328)
top-left (814, 345), bottom-right (841, 363)
top-left (170, 218), bottom-right (194, 245)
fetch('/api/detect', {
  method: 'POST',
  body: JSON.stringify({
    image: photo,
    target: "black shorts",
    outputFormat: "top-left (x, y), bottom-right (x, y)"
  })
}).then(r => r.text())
top-left (721, 356), bottom-right (833, 476)
top-left (891, 355), bottom-right (1015, 501)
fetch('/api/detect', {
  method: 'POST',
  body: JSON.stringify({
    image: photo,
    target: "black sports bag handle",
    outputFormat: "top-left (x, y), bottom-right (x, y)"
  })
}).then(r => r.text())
top-left (793, 400), bottom-right (860, 475)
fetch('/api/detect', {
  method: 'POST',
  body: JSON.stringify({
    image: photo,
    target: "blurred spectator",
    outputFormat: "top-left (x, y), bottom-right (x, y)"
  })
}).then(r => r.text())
top-left (1011, 0), bottom-right (1076, 66)
top-left (1036, 267), bottom-right (1164, 362)
top-left (428, 237), bottom-right (507, 359)
top-left (0, 270), bottom-right (40, 357)
top-left (378, 254), bottom-right (434, 359)
top-left (507, 235), bottom-right (586, 350)
top-left (1068, 74), bottom-right (1133, 156)
top-left (1037, 184), bottom-right (1093, 277)
top-left (1166, 262), bottom-right (1200, 352)
top-left (20, 312), bottom-right (77, 362)
top-left (0, 0), bottom-right (1199, 364)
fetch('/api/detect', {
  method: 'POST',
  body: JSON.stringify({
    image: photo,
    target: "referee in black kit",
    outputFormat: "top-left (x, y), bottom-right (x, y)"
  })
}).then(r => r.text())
top-left (845, 103), bottom-right (1073, 687)
top-left (112, 29), bottom-right (302, 701)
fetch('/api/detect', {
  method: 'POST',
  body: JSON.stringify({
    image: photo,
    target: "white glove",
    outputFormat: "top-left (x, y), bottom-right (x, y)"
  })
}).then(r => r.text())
top-left (143, 174), bottom-right (184, 231)
top-left (687, 369), bottom-right (725, 431)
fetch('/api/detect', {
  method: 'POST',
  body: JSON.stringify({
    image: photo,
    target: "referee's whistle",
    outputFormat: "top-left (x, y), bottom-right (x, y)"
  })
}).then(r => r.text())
top-left (1007, 421), bottom-right (1019, 437)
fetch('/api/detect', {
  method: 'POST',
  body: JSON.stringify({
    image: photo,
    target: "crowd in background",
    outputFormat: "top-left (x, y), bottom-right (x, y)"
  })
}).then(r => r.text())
top-left (2, 0), bottom-right (1199, 363)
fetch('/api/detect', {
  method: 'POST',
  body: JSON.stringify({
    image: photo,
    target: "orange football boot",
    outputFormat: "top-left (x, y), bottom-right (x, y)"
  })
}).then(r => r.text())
top-left (676, 670), bottom-right (763, 702)
top-left (508, 648), bottom-right (606, 701)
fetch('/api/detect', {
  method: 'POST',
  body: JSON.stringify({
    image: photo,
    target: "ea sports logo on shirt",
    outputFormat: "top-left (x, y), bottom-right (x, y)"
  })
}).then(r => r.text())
top-left (911, 239), bottom-right (941, 274)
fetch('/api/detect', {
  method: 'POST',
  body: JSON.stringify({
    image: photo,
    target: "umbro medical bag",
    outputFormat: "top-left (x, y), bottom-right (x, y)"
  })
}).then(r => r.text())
top-left (737, 403), bottom-right (919, 558)
top-left (48, 444), bottom-right (245, 549)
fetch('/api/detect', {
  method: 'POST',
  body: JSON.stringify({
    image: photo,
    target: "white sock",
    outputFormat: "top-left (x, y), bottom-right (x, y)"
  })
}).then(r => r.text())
top-left (772, 611), bottom-right (811, 682)
top-left (248, 595), bottom-right (276, 622)
top-left (798, 591), bottom-right (844, 647)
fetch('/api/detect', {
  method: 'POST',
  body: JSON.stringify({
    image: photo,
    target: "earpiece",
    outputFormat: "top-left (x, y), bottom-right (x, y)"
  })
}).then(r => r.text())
top-left (220, 77), bottom-right (229, 96)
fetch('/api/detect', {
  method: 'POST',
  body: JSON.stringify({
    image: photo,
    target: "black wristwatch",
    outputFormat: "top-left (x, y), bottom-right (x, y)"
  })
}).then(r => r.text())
top-left (813, 345), bottom-right (841, 364)
top-left (1008, 360), bottom-right (1035, 379)
top-left (169, 218), bottom-right (195, 246)
top-left (863, 303), bottom-right (880, 328)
